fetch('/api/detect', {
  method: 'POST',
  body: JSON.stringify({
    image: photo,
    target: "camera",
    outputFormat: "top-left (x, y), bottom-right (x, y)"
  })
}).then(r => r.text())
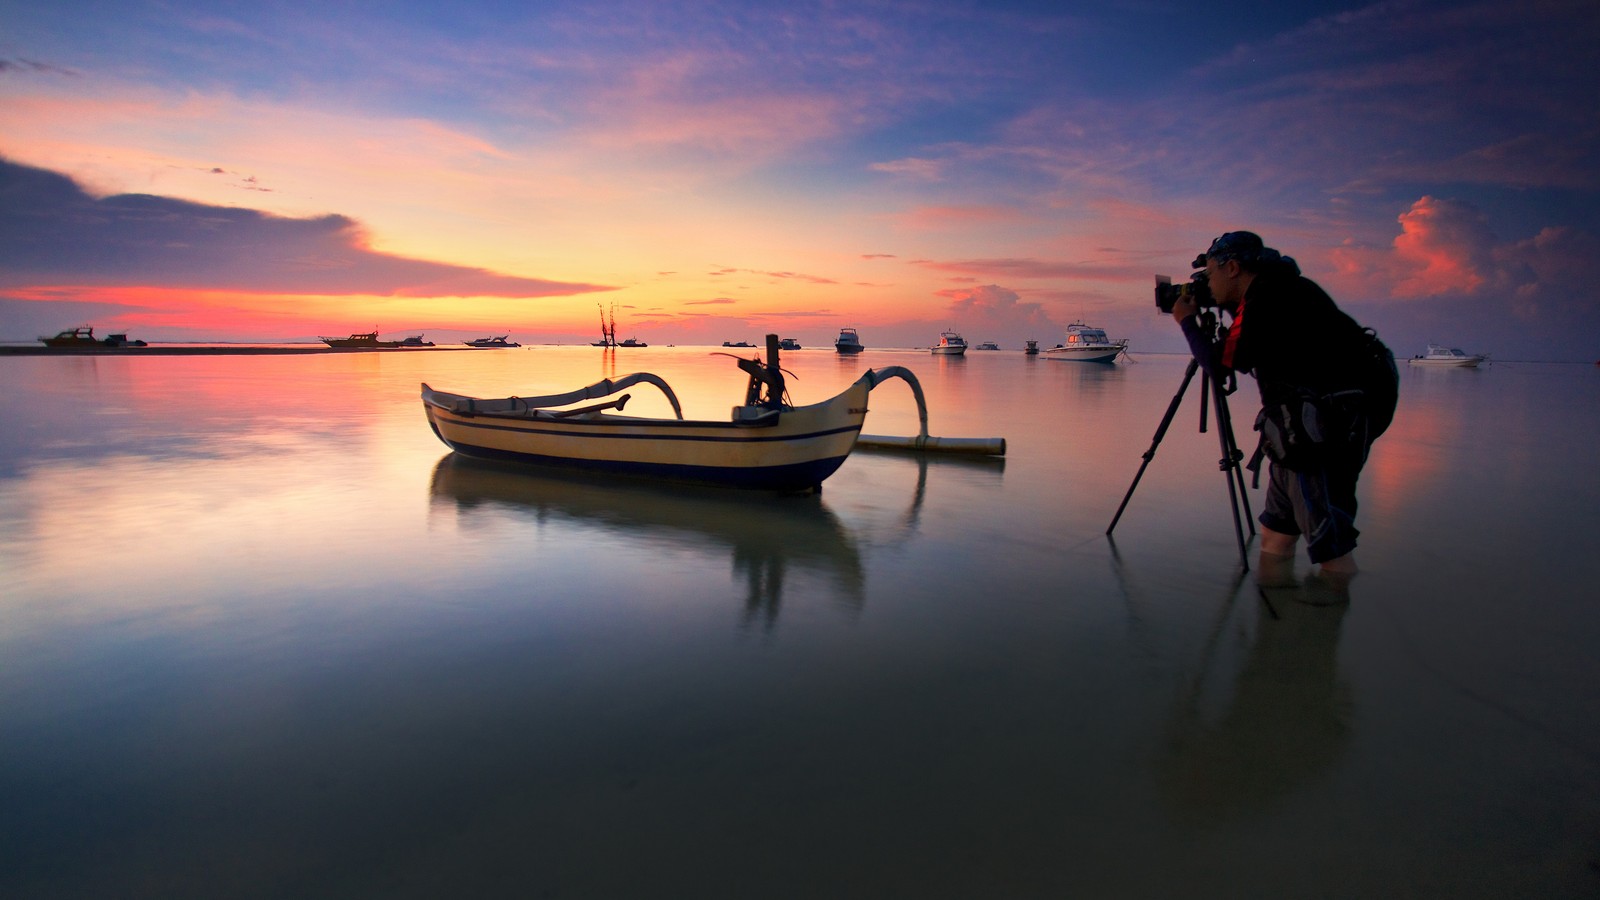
top-left (1154, 272), bottom-right (1213, 314)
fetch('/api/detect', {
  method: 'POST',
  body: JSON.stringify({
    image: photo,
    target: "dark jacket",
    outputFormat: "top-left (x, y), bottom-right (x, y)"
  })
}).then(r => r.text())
top-left (1182, 268), bottom-right (1373, 408)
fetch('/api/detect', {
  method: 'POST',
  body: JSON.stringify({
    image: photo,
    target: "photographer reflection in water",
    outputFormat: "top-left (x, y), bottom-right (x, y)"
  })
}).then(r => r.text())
top-left (1166, 232), bottom-right (1397, 589)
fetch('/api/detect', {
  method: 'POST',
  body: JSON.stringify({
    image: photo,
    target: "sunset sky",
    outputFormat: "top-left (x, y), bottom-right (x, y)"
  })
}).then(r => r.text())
top-left (2, 0), bottom-right (1597, 359)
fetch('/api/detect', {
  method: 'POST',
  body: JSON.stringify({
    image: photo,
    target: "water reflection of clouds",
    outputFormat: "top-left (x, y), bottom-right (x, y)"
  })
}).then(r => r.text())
top-left (428, 456), bottom-right (869, 629)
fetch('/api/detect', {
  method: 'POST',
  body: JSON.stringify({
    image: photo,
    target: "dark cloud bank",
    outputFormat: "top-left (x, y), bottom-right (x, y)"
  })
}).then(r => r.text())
top-left (0, 157), bottom-right (611, 298)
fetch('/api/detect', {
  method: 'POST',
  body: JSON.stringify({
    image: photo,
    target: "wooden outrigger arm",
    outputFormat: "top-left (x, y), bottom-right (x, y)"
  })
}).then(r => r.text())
top-left (858, 366), bottom-right (1006, 456)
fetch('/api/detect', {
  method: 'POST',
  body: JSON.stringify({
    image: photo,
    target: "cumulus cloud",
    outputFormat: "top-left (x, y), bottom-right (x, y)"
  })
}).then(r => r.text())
top-left (0, 157), bottom-right (612, 299)
top-left (936, 284), bottom-right (1058, 332)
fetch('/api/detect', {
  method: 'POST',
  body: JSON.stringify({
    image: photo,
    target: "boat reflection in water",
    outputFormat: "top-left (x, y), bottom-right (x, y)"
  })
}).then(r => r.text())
top-left (428, 455), bottom-right (867, 628)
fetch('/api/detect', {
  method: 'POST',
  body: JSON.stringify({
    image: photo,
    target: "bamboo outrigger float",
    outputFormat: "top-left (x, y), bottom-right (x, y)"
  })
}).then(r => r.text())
top-left (421, 335), bottom-right (1004, 492)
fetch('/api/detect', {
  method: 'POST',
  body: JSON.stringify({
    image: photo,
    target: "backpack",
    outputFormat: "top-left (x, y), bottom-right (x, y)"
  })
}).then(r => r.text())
top-left (1359, 328), bottom-right (1399, 439)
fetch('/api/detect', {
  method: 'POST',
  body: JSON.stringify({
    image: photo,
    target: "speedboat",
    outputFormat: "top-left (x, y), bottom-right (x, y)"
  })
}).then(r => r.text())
top-left (39, 327), bottom-right (148, 348)
top-left (320, 331), bottom-right (401, 348)
top-left (465, 336), bottom-right (521, 349)
top-left (931, 331), bottom-right (967, 355)
top-left (778, 338), bottom-right (802, 351)
top-left (1409, 344), bottom-right (1485, 367)
top-left (976, 341), bottom-right (1000, 351)
top-left (834, 328), bottom-right (864, 354)
top-left (39, 327), bottom-right (101, 348)
top-left (1041, 322), bottom-right (1127, 363)
top-left (421, 335), bottom-right (1002, 493)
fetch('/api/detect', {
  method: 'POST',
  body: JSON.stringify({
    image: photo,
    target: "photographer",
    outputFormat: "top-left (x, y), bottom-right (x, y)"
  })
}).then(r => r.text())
top-left (1168, 231), bottom-right (1396, 581)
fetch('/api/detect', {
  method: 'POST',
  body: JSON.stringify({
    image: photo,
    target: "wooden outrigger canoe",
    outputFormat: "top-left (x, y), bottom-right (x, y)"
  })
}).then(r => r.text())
top-left (421, 335), bottom-right (1003, 492)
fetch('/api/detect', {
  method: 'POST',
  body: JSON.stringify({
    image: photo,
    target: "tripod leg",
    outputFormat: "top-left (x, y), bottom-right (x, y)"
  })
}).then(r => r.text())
top-left (1207, 371), bottom-right (1252, 570)
top-left (1107, 359), bottom-right (1199, 535)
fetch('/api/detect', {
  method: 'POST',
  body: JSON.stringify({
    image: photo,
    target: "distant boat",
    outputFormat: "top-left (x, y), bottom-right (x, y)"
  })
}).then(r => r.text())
top-left (834, 327), bottom-right (864, 354)
top-left (778, 338), bottom-right (802, 351)
top-left (618, 337), bottom-right (648, 348)
top-left (1409, 344), bottom-right (1485, 367)
top-left (976, 341), bottom-right (1000, 351)
top-left (932, 331), bottom-right (967, 356)
top-left (38, 327), bottom-right (147, 348)
top-left (723, 340), bottom-right (754, 348)
top-left (1024, 340), bottom-right (1039, 356)
top-left (320, 331), bottom-right (402, 348)
top-left (39, 327), bottom-right (102, 348)
top-left (397, 335), bottom-right (435, 347)
top-left (1041, 322), bottom-right (1127, 363)
top-left (464, 335), bottom-right (521, 349)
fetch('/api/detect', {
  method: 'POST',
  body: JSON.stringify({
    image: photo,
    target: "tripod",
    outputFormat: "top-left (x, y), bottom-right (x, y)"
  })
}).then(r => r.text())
top-left (1106, 313), bottom-right (1256, 569)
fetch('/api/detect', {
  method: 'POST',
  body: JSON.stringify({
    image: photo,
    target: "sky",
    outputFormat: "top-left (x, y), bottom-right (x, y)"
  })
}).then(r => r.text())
top-left (2, 0), bottom-right (1597, 359)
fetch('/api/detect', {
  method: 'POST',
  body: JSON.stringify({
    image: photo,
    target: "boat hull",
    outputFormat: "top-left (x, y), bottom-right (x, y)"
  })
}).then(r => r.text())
top-left (1409, 357), bottom-right (1482, 367)
top-left (930, 346), bottom-right (966, 355)
top-left (1041, 346), bottom-right (1122, 362)
top-left (422, 379), bottom-right (871, 492)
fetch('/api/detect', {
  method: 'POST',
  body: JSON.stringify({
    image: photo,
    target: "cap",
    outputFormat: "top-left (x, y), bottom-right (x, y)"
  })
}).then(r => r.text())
top-left (1192, 230), bottom-right (1280, 269)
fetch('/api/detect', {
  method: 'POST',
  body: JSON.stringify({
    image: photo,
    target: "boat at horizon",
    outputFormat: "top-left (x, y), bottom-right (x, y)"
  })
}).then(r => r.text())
top-left (320, 331), bottom-right (402, 349)
top-left (1409, 344), bottom-right (1485, 367)
top-left (465, 335), bottom-right (521, 349)
top-left (976, 341), bottom-right (1000, 351)
top-left (834, 327), bottom-right (864, 354)
top-left (39, 327), bottom-right (148, 349)
top-left (1041, 322), bottom-right (1127, 363)
top-left (931, 331), bottom-right (967, 355)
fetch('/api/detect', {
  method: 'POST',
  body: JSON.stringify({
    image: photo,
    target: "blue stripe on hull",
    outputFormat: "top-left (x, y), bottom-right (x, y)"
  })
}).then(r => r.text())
top-left (441, 440), bottom-right (851, 491)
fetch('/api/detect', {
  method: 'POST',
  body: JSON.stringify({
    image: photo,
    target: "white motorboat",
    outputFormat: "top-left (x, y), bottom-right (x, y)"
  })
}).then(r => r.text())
top-left (1409, 344), bottom-right (1485, 367)
top-left (834, 328), bottom-right (864, 354)
top-left (1041, 322), bottom-right (1127, 363)
top-left (931, 331), bottom-right (967, 355)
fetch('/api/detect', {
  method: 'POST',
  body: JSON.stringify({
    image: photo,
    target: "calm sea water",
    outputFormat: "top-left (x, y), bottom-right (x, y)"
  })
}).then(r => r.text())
top-left (2, 346), bottom-right (1598, 898)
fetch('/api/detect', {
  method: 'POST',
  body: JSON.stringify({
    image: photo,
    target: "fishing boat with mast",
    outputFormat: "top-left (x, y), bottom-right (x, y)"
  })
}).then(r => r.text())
top-left (421, 335), bottom-right (1004, 493)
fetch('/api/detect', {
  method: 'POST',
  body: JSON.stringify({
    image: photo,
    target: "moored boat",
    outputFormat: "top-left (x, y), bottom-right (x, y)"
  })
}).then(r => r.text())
top-left (1409, 344), bottom-right (1485, 367)
top-left (1041, 322), bottom-right (1127, 363)
top-left (778, 338), bottom-right (802, 351)
top-left (931, 331), bottom-right (967, 355)
top-left (320, 331), bottom-right (402, 348)
top-left (834, 327), bottom-right (864, 354)
top-left (39, 327), bottom-right (101, 348)
top-left (465, 335), bottom-right (521, 349)
top-left (1024, 340), bottom-right (1039, 356)
top-left (421, 335), bottom-right (1002, 493)
top-left (976, 341), bottom-right (1000, 351)
top-left (38, 327), bottom-right (148, 348)
top-left (397, 335), bottom-right (435, 347)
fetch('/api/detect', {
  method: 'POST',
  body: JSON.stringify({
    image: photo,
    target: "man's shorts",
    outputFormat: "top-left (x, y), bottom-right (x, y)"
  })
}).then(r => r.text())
top-left (1258, 461), bottom-right (1360, 564)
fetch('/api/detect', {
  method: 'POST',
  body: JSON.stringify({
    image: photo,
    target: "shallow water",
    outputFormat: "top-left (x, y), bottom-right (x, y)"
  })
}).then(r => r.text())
top-left (2, 347), bottom-right (1598, 897)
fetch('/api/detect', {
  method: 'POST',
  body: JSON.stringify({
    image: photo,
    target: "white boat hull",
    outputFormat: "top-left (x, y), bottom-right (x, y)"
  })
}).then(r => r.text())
top-left (1041, 346), bottom-right (1122, 362)
top-left (1409, 356), bottom-right (1483, 367)
top-left (930, 346), bottom-right (966, 355)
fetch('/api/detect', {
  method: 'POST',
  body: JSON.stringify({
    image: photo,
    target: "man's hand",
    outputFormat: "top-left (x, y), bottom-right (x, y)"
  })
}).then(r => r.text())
top-left (1170, 292), bottom-right (1197, 324)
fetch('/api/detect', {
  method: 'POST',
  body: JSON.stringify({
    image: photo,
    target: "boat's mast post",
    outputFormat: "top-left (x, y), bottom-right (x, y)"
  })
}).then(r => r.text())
top-left (764, 334), bottom-right (785, 408)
